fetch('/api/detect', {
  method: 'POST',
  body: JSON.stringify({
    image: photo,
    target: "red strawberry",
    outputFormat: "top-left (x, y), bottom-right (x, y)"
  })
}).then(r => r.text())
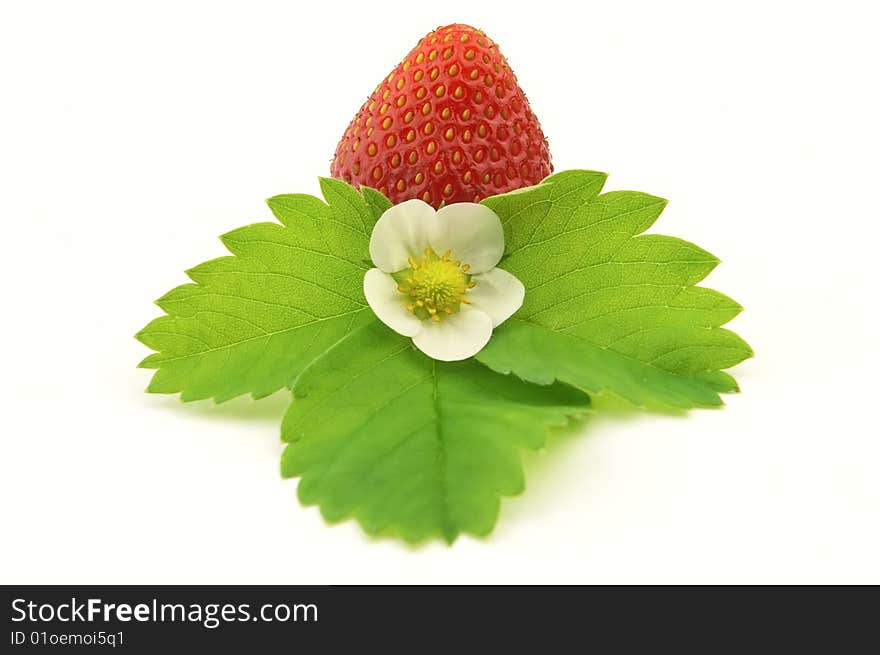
top-left (330, 23), bottom-right (552, 208)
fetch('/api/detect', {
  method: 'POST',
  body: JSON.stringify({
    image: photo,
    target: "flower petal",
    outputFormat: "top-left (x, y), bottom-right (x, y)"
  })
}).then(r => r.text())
top-left (468, 268), bottom-right (525, 327)
top-left (428, 203), bottom-right (505, 274)
top-left (363, 268), bottom-right (422, 337)
top-left (411, 307), bottom-right (493, 361)
top-left (369, 199), bottom-right (435, 273)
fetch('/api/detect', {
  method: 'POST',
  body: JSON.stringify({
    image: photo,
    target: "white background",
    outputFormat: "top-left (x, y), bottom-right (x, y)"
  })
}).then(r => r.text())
top-left (1, 0), bottom-right (878, 584)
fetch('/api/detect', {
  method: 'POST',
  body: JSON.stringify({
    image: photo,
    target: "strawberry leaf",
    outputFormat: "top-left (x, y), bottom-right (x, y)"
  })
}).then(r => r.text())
top-left (281, 320), bottom-right (589, 543)
top-left (135, 179), bottom-right (386, 402)
top-left (478, 170), bottom-right (752, 408)
top-left (137, 172), bottom-right (753, 542)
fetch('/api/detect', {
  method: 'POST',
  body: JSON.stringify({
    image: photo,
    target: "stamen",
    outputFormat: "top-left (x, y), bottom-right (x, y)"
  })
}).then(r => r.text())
top-left (394, 248), bottom-right (477, 322)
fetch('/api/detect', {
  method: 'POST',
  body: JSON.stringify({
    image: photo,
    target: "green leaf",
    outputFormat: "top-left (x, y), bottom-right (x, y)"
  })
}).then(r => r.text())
top-left (477, 320), bottom-right (725, 408)
top-left (478, 170), bottom-right (752, 408)
top-left (136, 173), bottom-right (754, 543)
top-left (281, 320), bottom-right (590, 543)
top-left (135, 180), bottom-right (391, 402)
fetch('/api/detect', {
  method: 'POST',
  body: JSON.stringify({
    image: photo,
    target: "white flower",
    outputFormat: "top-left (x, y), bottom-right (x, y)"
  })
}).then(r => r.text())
top-left (363, 199), bottom-right (525, 361)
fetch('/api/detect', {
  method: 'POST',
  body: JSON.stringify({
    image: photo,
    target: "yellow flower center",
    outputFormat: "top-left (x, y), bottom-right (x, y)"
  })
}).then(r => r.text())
top-left (395, 247), bottom-right (476, 321)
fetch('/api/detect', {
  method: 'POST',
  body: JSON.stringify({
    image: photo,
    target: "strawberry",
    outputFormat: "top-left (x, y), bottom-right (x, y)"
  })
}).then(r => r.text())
top-left (330, 23), bottom-right (552, 207)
